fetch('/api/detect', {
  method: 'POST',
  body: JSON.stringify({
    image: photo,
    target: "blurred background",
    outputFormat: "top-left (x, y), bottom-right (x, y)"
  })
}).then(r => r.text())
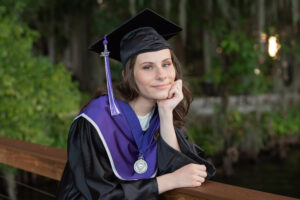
top-left (0, 0), bottom-right (300, 199)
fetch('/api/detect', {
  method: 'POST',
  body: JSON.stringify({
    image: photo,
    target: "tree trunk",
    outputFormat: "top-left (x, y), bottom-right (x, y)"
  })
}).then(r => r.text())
top-left (203, 1), bottom-right (213, 81)
top-left (88, 49), bottom-right (105, 93)
top-left (203, 31), bottom-right (211, 78)
top-left (292, 0), bottom-right (298, 30)
top-left (175, 0), bottom-right (187, 64)
top-left (272, 60), bottom-right (284, 93)
top-left (270, 0), bottom-right (278, 23)
top-left (258, 0), bottom-right (265, 53)
top-left (179, 0), bottom-right (187, 46)
top-left (292, 57), bottom-right (300, 94)
top-left (70, 13), bottom-right (87, 90)
top-left (4, 171), bottom-right (16, 200)
top-left (48, 35), bottom-right (55, 63)
top-left (255, 0), bottom-right (265, 128)
top-left (164, 0), bottom-right (171, 18)
top-left (129, 0), bottom-right (136, 17)
top-left (151, 0), bottom-right (156, 11)
top-left (48, 4), bottom-right (55, 63)
top-left (62, 11), bottom-right (102, 93)
top-left (217, 0), bottom-right (238, 28)
top-left (63, 15), bottom-right (72, 71)
top-left (220, 55), bottom-right (231, 176)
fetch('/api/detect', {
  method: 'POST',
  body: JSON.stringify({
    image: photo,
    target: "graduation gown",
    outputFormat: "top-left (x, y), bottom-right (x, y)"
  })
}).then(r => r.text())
top-left (57, 117), bottom-right (215, 200)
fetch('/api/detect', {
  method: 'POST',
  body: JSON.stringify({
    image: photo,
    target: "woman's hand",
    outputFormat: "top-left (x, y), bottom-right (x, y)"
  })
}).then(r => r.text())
top-left (157, 163), bottom-right (207, 194)
top-left (172, 163), bottom-right (207, 188)
top-left (157, 79), bottom-right (183, 114)
top-left (156, 79), bottom-right (183, 152)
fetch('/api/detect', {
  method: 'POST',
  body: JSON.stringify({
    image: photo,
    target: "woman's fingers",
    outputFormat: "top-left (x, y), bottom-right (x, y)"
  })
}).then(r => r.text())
top-left (199, 164), bottom-right (206, 170)
top-left (168, 86), bottom-right (179, 98)
top-left (193, 175), bottom-right (205, 186)
top-left (173, 163), bottom-right (208, 188)
top-left (197, 176), bottom-right (205, 183)
top-left (191, 164), bottom-right (207, 179)
top-left (168, 82), bottom-right (176, 98)
top-left (199, 171), bottom-right (207, 178)
top-left (168, 79), bottom-right (183, 99)
top-left (157, 79), bottom-right (183, 112)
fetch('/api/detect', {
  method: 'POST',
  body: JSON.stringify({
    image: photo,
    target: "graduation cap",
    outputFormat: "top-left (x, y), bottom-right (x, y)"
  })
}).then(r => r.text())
top-left (88, 8), bottom-right (182, 116)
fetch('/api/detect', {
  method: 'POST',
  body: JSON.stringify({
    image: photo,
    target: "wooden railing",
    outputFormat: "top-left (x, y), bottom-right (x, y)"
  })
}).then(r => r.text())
top-left (0, 136), bottom-right (298, 200)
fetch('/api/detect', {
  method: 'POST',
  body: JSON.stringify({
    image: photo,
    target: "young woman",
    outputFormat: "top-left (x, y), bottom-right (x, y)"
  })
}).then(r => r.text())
top-left (57, 9), bottom-right (215, 200)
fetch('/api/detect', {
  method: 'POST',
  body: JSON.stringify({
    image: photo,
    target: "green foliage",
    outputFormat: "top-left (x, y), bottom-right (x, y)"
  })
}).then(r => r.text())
top-left (225, 110), bottom-right (267, 154)
top-left (225, 110), bottom-right (245, 147)
top-left (264, 106), bottom-right (300, 137)
top-left (187, 122), bottom-right (224, 156)
top-left (217, 30), bottom-right (269, 94)
top-left (0, 3), bottom-right (80, 148)
top-left (187, 104), bottom-right (300, 156)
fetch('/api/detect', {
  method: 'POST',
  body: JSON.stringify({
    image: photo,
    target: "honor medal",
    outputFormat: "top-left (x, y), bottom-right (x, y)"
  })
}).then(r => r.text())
top-left (134, 155), bottom-right (148, 174)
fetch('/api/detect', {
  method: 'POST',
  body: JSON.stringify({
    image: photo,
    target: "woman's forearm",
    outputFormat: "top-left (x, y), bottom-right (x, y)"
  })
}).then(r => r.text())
top-left (157, 163), bottom-right (207, 194)
top-left (156, 173), bottom-right (176, 194)
top-left (159, 110), bottom-right (181, 152)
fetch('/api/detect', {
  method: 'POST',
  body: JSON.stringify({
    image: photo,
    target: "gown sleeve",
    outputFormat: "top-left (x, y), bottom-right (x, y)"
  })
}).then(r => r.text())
top-left (157, 127), bottom-right (216, 179)
top-left (56, 117), bottom-right (158, 200)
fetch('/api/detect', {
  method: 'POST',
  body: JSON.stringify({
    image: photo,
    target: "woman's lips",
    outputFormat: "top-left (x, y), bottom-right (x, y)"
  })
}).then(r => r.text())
top-left (152, 84), bottom-right (170, 89)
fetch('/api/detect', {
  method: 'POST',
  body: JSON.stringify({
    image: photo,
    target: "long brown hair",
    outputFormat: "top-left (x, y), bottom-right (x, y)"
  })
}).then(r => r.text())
top-left (81, 50), bottom-right (192, 130)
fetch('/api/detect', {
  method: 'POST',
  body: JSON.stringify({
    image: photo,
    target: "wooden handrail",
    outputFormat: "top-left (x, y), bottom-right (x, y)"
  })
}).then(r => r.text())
top-left (0, 136), bottom-right (298, 200)
top-left (161, 181), bottom-right (299, 200)
top-left (0, 136), bottom-right (66, 180)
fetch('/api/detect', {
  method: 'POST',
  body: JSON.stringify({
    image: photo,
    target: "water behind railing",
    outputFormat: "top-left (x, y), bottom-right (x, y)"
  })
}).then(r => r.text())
top-left (213, 146), bottom-right (300, 198)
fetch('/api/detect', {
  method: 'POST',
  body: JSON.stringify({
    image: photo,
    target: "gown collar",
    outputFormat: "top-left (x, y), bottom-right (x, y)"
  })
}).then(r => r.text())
top-left (78, 95), bottom-right (159, 180)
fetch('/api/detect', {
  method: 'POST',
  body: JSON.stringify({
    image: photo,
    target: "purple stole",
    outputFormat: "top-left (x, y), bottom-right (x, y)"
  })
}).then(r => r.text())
top-left (75, 95), bottom-right (159, 180)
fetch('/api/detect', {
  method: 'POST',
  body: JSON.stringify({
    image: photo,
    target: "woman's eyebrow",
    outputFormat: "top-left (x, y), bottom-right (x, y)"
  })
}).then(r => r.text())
top-left (162, 58), bottom-right (172, 62)
top-left (140, 61), bottom-right (154, 65)
top-left (139, 58), bottom-right (171, 65)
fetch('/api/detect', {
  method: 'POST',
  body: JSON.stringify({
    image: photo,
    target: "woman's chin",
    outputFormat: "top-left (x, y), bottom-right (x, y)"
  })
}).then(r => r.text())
top-left (151, 93), bottom-right (169, 100)
top-left (141, 90), bottom-right (169, 101)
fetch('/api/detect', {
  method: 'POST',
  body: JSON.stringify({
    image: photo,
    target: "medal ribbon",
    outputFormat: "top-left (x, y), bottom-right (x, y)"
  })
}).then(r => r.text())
top-left (118, 100), bottom-right (160, 156)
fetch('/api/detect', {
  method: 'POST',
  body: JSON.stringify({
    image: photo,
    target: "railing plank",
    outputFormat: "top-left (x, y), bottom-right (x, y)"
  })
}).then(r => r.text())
top-left (160, 181), bottom-right (299, 200)
top-left (0, 136), bottom-right (298, 200)
top-left (0, 136), bottom-right (66, 180)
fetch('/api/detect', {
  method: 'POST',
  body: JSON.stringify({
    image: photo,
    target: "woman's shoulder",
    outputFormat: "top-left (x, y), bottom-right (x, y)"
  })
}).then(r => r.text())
top-left (82, 95), bottom-right (109, 111)
top-left (76, 95), bottom-right (109, 118)
top-left (70, 115), bottom-right (94, 132)
top-left (72, 94), bottom-right (115, 133)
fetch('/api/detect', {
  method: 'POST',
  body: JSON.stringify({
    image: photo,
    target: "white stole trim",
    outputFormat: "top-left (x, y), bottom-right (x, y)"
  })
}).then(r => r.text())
top-left (74, 114), bottom-right (157, 180)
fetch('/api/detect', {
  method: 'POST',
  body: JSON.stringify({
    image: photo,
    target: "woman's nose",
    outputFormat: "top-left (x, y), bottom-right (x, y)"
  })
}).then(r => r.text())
top-left (156, 67), bottom-right (167, 80)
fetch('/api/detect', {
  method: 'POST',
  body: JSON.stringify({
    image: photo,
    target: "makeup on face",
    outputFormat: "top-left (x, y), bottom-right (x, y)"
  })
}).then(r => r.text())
top-left (133, 49), bottom-right (176, 101)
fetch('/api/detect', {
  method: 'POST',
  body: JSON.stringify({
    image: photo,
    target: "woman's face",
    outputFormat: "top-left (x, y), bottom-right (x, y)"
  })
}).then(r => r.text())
top-left (133, 49), bottom-right (176, 101)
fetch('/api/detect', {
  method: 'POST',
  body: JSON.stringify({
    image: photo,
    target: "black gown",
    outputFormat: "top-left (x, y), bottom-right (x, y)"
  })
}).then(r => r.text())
top-left (56, 117), bottom-right (215, 200)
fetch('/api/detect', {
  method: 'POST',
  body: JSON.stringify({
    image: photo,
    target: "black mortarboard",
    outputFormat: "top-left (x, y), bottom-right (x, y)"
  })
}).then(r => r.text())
top-left (88, 8), bottom-right (182, 66)
top-left (88, 8), bottom-right (182, 116)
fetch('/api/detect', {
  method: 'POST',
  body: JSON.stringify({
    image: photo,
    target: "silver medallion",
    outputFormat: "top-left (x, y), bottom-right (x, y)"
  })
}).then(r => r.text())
top-left (134, 156), bottom-right (148, 174)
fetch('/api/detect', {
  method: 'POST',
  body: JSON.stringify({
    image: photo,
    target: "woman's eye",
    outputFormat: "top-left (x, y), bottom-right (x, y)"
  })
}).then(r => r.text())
top-left (143, 65), bottom-right (152, 70)
top-left (163, 63), bottom-right (170, 67)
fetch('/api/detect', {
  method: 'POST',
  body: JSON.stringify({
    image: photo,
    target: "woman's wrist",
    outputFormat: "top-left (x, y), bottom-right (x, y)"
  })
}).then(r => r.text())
top-left (158, 108), bottom-right (173, 120)
top-left (157, 173), bottom-right (177, 194)
top-left (158, 107), bottom-right (181, 151)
